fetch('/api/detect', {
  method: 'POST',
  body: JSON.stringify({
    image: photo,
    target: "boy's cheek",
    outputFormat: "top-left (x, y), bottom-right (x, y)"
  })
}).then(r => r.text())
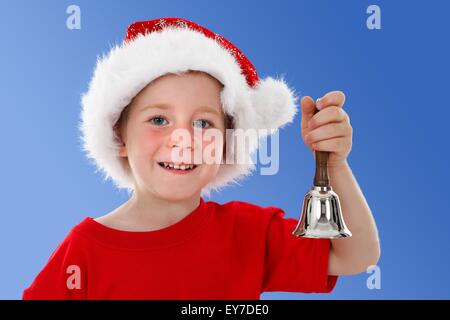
top-left (132, 130), bottom-right (165, 155)
top-left (201, 138), bottom-right (224, 165)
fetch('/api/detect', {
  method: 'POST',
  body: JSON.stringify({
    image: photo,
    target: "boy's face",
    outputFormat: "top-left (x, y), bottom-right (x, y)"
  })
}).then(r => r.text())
top-left (116, 71), bottom-right (226, 200)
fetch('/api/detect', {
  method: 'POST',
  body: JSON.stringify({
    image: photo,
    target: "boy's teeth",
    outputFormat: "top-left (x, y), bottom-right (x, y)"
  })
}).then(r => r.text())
top-left (161, 162), bottom-right (195, 170)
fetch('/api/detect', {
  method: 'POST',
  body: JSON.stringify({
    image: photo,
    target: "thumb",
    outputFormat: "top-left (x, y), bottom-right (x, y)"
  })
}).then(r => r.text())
top-left (300, 96), bottom-right (317, 132)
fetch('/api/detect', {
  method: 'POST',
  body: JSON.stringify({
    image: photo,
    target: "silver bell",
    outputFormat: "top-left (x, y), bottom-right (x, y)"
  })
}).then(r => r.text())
top-left (293, 107), bottom-right (352, 239)
top-left (292, 184), bottom-right (352, 239)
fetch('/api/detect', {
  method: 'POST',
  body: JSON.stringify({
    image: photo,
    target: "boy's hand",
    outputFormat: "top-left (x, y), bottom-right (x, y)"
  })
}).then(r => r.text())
top-left (300, 91), bottom-right (352, 167)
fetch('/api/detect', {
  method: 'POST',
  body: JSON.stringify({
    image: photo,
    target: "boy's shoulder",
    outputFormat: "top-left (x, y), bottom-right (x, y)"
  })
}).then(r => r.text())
top-left (42, 217), bottom-right (102, 256)
top-left (209, 198), bottom-right (284, 212)
top-left (54, 218), bottom-right (94, 249)
top-left (207, 198), bottom-right (286, 224)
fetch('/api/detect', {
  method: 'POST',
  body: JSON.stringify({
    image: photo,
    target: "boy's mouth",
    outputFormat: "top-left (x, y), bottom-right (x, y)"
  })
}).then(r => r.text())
top-left (157, 162), bottom-right (198, 172)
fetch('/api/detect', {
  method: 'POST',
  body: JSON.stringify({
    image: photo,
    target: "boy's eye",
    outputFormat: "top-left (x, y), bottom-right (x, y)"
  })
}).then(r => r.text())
top-left (148, 117), bottom-right (212, 129)
top-left (149, 116), bottom-right (168, 126)
top-left (193, 119), bottom-right (212, 129)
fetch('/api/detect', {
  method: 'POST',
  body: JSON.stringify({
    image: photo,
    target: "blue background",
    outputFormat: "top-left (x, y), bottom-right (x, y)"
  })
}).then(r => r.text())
top-left (1, 0), bottom-right (449, 299)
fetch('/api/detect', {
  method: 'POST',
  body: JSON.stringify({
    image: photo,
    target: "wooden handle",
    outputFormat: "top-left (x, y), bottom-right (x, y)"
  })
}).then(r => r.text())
top-left (312, 107), bottom-right (330, 187)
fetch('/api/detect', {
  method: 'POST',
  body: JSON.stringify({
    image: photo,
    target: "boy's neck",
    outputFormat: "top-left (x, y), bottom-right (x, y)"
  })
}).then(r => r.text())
top-left (118, 189), bottom-right (202, 231)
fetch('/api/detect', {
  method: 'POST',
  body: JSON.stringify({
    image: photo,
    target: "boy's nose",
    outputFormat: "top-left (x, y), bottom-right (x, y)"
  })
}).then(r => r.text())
top-left (167, 126), bottom-right (200, 150)
top-left (166, 127), bottom-right (201, 164)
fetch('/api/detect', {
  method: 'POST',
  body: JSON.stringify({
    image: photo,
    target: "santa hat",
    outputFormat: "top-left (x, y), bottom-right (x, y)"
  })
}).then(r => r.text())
top-left (79, 17), bottom-right (299, 197)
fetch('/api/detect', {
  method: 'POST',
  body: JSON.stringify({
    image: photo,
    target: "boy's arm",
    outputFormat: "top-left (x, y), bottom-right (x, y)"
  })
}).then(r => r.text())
top-left (327, 160), bottom-right (381, 275)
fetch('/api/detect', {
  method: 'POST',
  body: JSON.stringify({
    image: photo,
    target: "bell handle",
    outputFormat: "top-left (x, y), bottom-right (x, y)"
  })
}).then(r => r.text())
top-left (312, 107), bottom-right (330, 187)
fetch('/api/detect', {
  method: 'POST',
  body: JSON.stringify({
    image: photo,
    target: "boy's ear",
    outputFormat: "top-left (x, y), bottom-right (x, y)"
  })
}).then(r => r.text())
top-left (118, 143), bottom-right (128, 157)
top-left (114, 124), bottom-right (128, 158)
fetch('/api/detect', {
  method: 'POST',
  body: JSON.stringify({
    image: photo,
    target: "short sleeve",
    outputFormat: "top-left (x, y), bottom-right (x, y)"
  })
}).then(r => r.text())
top-left (22, 230), bottom-right (87, 300)
top-left (261, 208), bottom-right (338, 294)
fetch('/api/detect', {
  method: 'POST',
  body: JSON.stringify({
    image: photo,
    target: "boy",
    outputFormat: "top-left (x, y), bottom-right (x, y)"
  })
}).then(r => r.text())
top-left (23, 17), bottom-right (380, 299)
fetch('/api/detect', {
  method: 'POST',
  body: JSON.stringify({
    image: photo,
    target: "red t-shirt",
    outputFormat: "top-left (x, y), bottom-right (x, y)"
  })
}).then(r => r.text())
top-left (22, 198), bottom-right (338, 299)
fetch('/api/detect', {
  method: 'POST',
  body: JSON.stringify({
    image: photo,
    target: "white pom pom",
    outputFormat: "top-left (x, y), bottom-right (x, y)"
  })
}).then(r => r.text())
top-left (249, 75), bottom-right (299, 131)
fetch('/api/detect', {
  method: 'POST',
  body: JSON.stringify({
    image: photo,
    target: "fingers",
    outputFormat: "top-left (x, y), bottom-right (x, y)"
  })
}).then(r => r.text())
top-left (311, 136), bottom-right (351, 152)
top-left (316, 90), bottom-right (346, 109)
top-left (300, 96), bottom-right (317, 131)
top-left (307, 106), bottom-right (349, 131)
top-left (301, 96), bottom-right (316, 117)
top-left (304, 122), bottom-right (351, 146)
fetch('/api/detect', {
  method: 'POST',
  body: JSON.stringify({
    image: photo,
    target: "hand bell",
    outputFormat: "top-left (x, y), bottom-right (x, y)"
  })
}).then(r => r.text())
top-left (292, 107), bottom-right (352, 239)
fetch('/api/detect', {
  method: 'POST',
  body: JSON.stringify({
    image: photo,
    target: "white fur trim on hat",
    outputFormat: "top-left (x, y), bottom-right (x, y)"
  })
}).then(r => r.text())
top-left (79, 25), bottom-right (299, 197)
